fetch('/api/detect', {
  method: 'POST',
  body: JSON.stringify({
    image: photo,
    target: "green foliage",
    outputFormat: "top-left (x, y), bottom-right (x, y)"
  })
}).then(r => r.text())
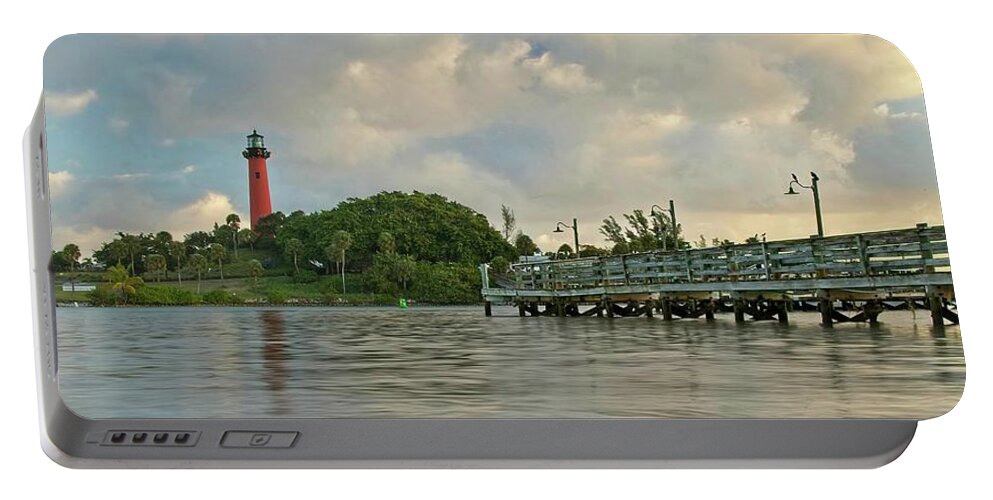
top-left (248, 259), bottom-right (264, 286)
top-left (513, 233), bottom-right (540, 256)
top-left (283, 237), bottom-right (305, 273)
top-left (132, 285), bottom-right (200, 306)
top-left (144, 254), bottom-right (168, 282)
top-left (377, 231), bottom-right (396, 254)
top-left (62, 243), bottom-right (81, 271)
top-left (86, 285), bottom-right (119, 306)
top-left (201, 290), bottom-right (243, 305)
top-left (277, 191), bottom-right (514, 269)
top-left (266, 289), bottom-right (288, 304)
top-left (291, 269), bottom-right (319, 283)
top-left (408, 262), bottom-right (481, 304)
top-left (600, 209), bottom-right (684, 252)
top-left (102, 264), bottom-right (144, 304)
top-left (490, 255), bottom-right (510, 274)
top-left (366, 252), bottom-right (417, 295)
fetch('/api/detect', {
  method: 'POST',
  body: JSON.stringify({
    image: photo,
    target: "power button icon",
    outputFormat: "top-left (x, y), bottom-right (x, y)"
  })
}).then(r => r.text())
top-left (220, 431), bottom-right (298, 448)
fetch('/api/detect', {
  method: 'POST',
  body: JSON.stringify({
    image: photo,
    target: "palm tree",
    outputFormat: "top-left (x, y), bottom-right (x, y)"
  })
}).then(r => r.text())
top-left (106, 239), bottom-right (128, 266)
top-left (103, 264), bottom-right (143, 305)
top-left (238, 228), bottom-right (256, 253)
top-left (62, 243), bottom-right (81, 272)
top-left (377, 232), bottom-right (396, 254)
top-left (189, 254), bottom-right (208, 294)
top-left (248, 259), bottom-right (264, 288)
top-left (226, 213), bottom-right (241, 259)
top-left (283, 238), bottom-right (304, 274)
top-left (118, 233), bottom-right (142, 274)
top-left (330, 230), bottom-right (353, 294)
top-left (208, 243), bottom-right (227, 282)
top-left (168, 240), bottom-right (186, 286)
top-left (145, 254), bottom-right (167, 283)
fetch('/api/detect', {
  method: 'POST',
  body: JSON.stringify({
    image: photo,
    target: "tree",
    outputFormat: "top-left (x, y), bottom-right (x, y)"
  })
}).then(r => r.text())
top-left (104, 239), bottom-right (128, 266)
top-left (514, 233), bottom-right (540, 256)
top-left (183, 231), bottom-right (214, 250)
top-left (62, 243), bottom-right (81, 272)
top-left (188, 254), bottom-right (209, 294)
top-left (208, 243), bottom-right (227, 282)
top-left (238, 228), bottom-right (256, 253)
top-left (248, 259), bottom-right (264, 288)
top-left (377, 231), bottom-right (397, 254)
top-left (500, 204), bottom-right (517, 241)
top-left (490, 255), bottom-right (510, 275)
top-left (103, 264), bottom-right (143, 305)
top-left (275, 192), bottom-right (514, 269)
top-left (168, 241), bottom-right (187, 285)
top-left (145, 254), bottom-right (167, 283)
top-left (226, 213), bottom-right (241, 259)
top-left (329, 230), bottom-right (353, 293)
top-left (254, 211), bottom-right (286, 249)
top-left (153, 231), bottom-right (173, 257)
top-left (556, 243), bottom-right (575, 259)
top-left (578, 245), bottom-right (609, 258)
top-left (284, 238), bottom-right (304, 274)
top-left (367, 252), bottom-right (416, 294)
top-left (600, 209), bottom-right (683, 253)
top-left (213, 223), bottom-right (235, 254)
top-left (118, 232), bottom-right (143, 273)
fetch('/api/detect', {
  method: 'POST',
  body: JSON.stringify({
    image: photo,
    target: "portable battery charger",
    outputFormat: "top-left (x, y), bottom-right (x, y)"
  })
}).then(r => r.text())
top-left (26, 34), bottom-right (963, 467)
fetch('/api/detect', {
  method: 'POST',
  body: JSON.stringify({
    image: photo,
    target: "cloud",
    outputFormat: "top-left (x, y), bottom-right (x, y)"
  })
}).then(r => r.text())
top-left (165, 191), bottom-right (239, 238)
top-left (520, 51), bottom-right (603, 94)
top-left (44, 35), bottom-right (943, 249)
top-left (112, 172), bottom-right (149, 181)
top-left (45, 89), bottom-right (98, 116)
top-left (48, 170), bottom-right (74, 196)
top-left (107, 117), bottom-right (130, 132)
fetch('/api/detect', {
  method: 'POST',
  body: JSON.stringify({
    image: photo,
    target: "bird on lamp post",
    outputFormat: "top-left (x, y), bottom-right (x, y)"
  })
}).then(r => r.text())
top-left (785, 171), bottom-right (824, 238)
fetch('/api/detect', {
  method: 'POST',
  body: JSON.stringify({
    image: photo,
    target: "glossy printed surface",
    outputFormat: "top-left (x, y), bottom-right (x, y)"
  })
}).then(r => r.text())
top-left (57, 307), bottom-right (963, 419)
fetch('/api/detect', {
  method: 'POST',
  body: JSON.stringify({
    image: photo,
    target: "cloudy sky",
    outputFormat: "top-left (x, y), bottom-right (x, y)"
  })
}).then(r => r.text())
top-left (44, 34), bottom-right (941, 256)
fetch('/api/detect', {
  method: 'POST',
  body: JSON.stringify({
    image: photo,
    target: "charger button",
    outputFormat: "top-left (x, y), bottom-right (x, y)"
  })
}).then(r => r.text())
top-left (220, 431), bottom-right (298, 448)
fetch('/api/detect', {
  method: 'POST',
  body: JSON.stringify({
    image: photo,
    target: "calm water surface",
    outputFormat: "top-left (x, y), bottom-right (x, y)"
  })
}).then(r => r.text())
top-left (56, 306), bottom-right (964, 419)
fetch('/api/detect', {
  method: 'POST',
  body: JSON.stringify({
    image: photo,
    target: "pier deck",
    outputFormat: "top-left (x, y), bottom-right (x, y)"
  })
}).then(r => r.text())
top-left (480, 224), bottom-right (956, 327)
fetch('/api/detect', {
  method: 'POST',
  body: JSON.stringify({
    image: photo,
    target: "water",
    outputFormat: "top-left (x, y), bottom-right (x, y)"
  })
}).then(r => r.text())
top-left (55, 306), bottom-right (964, 419)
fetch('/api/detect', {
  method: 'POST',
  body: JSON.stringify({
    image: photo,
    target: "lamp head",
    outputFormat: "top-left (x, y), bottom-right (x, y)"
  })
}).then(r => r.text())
top-left (785, 185), bottom-right (799, 195)
top-left (553, 227), bottom-right (564, 233)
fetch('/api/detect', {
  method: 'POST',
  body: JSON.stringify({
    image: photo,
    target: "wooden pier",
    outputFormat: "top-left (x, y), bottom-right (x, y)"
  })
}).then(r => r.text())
top-left (480, 224), bottom-right (957, 327)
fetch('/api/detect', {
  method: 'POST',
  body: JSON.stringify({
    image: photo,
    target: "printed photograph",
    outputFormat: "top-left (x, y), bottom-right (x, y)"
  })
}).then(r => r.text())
top-left (44, 34), bottom-right (963, 419)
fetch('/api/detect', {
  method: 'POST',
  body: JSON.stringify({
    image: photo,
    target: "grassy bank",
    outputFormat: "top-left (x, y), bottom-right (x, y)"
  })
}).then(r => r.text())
top-left (56, 272), bottom-right (479, 307)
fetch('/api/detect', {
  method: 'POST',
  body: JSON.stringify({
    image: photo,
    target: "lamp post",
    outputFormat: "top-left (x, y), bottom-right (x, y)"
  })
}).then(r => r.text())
top-left (554, 218), bottom-right (580, 258)
top-left (650, 200), bottom-right (678, 251)
top-left (785, 172), bottom-right (824, 238)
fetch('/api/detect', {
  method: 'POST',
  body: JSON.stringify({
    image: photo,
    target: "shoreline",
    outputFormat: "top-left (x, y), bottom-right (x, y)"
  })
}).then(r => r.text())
top-left (55, 301), bottom-right (482, 308)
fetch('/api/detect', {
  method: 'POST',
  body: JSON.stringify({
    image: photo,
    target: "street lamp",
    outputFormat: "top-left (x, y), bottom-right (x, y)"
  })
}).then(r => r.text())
top-left (785, 172), bottom-right (824, 237)
top-left (554, 218), bottom-right (580, 258)
top-left (650, 200), bottom-right (678, 251)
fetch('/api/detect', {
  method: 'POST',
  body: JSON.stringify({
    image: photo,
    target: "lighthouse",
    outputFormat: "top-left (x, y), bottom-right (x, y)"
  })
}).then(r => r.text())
top-left (242, 130), bottom-right (273, 229)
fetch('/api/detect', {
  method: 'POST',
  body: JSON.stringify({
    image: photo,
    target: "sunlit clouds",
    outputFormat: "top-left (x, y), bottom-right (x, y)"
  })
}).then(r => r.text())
top-left (43, 35), bottom-right (940, 256)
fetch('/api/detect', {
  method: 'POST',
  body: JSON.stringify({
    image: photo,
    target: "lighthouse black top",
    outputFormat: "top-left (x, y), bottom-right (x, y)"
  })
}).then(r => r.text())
top-left (40, 34), bottom-right (962, 421)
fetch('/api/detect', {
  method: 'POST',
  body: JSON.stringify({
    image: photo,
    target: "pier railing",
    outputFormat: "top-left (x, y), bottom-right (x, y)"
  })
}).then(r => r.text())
top-left (500, 224), bottom-right (950, 291)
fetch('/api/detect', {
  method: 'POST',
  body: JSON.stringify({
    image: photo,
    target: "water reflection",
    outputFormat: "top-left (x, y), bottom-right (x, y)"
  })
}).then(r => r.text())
top-left (55, 307), bottom-right (965, 419)
top-left (260, 310), bottom-right (289, 415)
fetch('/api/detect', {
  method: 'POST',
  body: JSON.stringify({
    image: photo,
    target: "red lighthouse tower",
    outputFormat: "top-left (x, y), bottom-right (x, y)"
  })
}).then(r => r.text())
top-left (242, 130), bottom-right (273, 229)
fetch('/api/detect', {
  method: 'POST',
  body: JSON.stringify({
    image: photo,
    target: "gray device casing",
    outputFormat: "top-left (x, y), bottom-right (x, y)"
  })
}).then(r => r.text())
top-left (25, 99), bottom-right (917, 468)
